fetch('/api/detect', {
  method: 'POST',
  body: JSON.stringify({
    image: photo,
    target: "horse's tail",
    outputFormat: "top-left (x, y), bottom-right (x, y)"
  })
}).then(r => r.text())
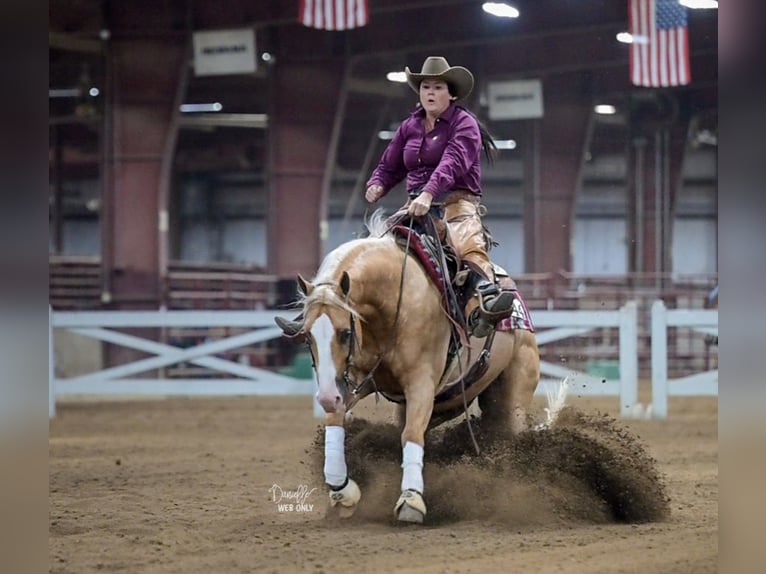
top-left (365, 208), bottom-right (391, 237)
top-left (534, 376), bottom-right (569, 430)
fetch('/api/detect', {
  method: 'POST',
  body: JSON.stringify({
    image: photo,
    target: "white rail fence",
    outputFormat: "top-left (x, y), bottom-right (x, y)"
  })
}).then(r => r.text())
top-left (50, 303), bottom-right (642, 418)
top-left (49, 309), bottom-right (315, 418)
top-left (650, 300), bottom-right (718, 418)
top-left (532, 302), bottom-right (638, 418)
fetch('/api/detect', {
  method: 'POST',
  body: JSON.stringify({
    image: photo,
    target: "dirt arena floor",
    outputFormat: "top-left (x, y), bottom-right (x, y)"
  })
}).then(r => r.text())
top-left (49, 392), bottom-right (717, 573)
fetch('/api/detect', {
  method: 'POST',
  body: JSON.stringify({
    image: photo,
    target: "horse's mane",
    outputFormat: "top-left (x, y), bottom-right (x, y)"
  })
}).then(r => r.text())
top-left (364, 208), bottom-right (391, 238)
top-left (299, 209), bottom-right (395, 318)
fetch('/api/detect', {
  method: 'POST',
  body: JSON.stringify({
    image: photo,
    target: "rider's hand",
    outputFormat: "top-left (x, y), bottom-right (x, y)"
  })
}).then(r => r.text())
top-left (407, 191), bottom-right (433, 217)
top-left (365, 185), bottom-right (385, 203)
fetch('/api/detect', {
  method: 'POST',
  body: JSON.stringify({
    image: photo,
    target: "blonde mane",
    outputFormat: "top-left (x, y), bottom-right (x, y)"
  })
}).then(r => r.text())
top-left (299, 209), bottom-right (397, 319)
top-left (364, 208), bottom-right (391, 238)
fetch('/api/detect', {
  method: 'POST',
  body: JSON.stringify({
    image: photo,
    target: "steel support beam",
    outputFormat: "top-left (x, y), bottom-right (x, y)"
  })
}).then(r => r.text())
top-left (626, 94), bottom-right (690, 279)
top-left (102, 36), bottom-right (186, 307)
top-left (524, 78), bottom-right (593, 273)
top-left (100, 3), bottom-right (187, 368)
top-left (267, 60), bottom-right (345, 278)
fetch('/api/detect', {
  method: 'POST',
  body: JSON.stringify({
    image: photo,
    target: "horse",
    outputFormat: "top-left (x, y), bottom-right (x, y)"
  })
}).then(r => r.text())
top-left (276, 211), bottom-right (540, 524)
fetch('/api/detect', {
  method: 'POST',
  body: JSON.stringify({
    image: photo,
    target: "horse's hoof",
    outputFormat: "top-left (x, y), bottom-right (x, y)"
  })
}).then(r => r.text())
top-left (394, 490), bottom-right (426, 524)
top-left (397, 504), bottom-right (424, 524)
top-left (328, 478), bottom-right (361, 519)
top-left (337, 504), bottom-right (357, 518)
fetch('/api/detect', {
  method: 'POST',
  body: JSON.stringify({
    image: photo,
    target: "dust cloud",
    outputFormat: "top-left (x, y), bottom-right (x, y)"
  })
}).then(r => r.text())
top-left (310, 407), bottom-right (670, 527)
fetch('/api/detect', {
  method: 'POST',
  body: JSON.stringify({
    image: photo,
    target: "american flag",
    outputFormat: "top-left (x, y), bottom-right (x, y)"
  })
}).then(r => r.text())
top-left (299, 0), bottom-right (369, 31)
top-left (629, 0), bottom-right (691, 87)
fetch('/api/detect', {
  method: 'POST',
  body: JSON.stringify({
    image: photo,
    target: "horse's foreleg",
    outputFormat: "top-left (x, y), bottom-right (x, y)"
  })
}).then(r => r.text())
top-left (323, 412), bottom-right (360, 518)
top-left (394, 383), bottom-right (435, 524)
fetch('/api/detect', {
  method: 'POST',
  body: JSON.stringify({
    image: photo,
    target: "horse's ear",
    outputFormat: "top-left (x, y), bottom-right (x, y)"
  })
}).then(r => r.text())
top-left (340, 271), bottom-right (351, 298)
top-left (297, 274), bottom-right (313, 296)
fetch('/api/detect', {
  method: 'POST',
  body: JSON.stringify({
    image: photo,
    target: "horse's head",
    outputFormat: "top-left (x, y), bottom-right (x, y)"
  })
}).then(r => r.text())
top-left (297, 271), bottom-right (366, 414)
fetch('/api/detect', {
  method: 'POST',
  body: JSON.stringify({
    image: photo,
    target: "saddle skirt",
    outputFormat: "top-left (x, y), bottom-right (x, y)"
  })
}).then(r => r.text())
top-left (378, 222), bottom-right (535, 406)
top-left (390, 224), bottom-right (535, 334)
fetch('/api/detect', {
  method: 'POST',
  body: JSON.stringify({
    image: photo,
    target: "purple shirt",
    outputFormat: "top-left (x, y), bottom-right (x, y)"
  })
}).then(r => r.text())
top-left (366, 104), bottom-right (482, 201)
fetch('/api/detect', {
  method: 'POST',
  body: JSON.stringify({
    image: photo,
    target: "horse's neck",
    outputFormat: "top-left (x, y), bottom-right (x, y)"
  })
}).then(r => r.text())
top-left (343, 242), bottom-right (411, 347)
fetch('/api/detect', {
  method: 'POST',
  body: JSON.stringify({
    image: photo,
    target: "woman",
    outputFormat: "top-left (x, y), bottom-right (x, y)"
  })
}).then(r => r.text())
top-left (365, 56), bottom-right (513, 338)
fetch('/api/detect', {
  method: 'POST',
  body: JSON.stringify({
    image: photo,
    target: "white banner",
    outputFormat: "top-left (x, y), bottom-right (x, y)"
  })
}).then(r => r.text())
top-left (193, 28), bottom-right (256, 77)
top-left (487, 79), bottom-right (544, 120)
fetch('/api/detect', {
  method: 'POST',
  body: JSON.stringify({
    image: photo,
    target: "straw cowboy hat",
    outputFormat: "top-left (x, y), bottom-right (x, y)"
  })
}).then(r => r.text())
top-left (405, 56), bottom-right (475, 101)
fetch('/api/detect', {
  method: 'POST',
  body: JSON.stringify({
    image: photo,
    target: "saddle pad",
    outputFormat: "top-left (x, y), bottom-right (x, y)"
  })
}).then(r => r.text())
top-left (391, 225), bottom-right (454, 306)
top-left (496, 289), bottom-right (535, 333)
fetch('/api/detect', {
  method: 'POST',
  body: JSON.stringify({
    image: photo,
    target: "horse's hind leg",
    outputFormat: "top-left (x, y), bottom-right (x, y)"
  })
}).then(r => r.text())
top-left (479, 331), bottom-right (540, 435)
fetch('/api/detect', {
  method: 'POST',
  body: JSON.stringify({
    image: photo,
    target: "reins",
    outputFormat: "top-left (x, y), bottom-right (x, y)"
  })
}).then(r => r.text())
top-left (344, 214), bottom-right (415, 403)
top-left (306, 210), bottom-right (485, 455)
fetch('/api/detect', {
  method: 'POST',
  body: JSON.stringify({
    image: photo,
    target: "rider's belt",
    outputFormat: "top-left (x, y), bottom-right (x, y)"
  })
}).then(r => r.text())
top-left (437, 189), bottom-right (481, 206)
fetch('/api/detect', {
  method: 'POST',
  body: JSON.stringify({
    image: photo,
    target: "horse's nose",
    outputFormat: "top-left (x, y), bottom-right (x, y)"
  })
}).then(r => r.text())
top-left (317, 391), bottom-right (341, 413)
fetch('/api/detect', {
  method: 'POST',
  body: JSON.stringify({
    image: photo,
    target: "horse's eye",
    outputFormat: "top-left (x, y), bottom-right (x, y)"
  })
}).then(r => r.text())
top-left (337, 329), bottom-right (352, 346)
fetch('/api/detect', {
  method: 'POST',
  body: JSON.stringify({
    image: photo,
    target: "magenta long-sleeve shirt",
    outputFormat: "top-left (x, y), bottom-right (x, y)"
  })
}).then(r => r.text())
top-left (366, 104), bottom-right (483, 202)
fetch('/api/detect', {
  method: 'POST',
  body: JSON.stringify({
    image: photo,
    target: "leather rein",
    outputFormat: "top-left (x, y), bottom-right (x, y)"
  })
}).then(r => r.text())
top-left (305, 216), bottom-right (415, 404)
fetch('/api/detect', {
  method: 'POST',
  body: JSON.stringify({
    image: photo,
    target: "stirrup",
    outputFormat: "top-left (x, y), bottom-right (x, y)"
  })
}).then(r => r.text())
top-left (469, 290), bottom-right (515, 338)
top-left (480, 290), bottom-right (515, 318)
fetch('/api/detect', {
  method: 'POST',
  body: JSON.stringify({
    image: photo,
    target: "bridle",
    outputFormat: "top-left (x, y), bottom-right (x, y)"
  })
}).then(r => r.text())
top-left (303, 298), bottom-right (383, 403)
top-left (303, 216), bottom-right (417, 406)
top-left (298, 212), bottom-right (482, 453)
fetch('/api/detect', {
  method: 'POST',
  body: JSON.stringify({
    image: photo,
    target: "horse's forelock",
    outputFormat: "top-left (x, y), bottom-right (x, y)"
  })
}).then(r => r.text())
top-left (303, 286), bottom-right (360, 321)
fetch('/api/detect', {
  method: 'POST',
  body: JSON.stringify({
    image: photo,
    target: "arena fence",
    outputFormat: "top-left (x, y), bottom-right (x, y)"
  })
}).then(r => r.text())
top-left (50, 303), bottom-right (640, 418)
top-left (650, 300), bottom-right (718, 418)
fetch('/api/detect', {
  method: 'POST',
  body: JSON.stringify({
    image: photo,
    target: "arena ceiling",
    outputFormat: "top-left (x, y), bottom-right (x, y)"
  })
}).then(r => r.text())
top-left (50, 0), bottom-right (718, 185)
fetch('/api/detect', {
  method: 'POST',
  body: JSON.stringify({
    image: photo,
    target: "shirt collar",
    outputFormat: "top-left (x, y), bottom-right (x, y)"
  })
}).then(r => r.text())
top-left (412, 103), bottom-right (459, 123)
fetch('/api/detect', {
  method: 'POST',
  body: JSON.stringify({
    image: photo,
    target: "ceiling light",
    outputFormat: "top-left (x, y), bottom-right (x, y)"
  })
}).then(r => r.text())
top-left (679, 0), bottom-right (718, 8)
top-left (616, 32), bottom-right (648, 44)
top-left (695, 130), bottom-right (717, 146)
top-left (386, 71), bottom-right (407, 83)
top-left (179, 102), bottom-right (223, 113)
top-left (594, 104), bottom-right (617, 115)
top-left (494, 139), bottom-right (516, 150)
top-left (49, 88), bottom-right (82, 98)
top-left (378, 130), bottom-right (396, 140)
top-left (616, 32), bottom-right (633, 44)
top-left (482, 2), bottom-right (520, 18)
top-left (88, 87), bottom-right (100, 97)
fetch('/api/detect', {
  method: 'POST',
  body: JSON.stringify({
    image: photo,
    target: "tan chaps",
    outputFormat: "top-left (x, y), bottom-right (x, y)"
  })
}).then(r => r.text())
top-left (442, 196), bottom-right (495, 281)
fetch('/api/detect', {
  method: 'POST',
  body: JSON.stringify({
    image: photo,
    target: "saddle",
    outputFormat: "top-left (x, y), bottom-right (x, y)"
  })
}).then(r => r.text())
top-left (385, 211), bottom-right (535, 405)
top-left (387, 210), bottom-right (534, 335)
top-left (388, 212), bottom-right (468, 330)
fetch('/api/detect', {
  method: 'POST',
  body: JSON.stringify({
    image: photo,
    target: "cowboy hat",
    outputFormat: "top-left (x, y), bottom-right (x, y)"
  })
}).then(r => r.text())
top-left (405, 56), bottom-right (474, 101)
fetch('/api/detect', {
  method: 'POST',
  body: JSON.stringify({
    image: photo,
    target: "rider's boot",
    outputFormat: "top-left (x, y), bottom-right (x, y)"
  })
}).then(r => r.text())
top-left (466, 271), bottom-right (515, 338)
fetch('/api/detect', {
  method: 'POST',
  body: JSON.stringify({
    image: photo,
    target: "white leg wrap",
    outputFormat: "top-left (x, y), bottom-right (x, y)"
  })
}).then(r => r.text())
top-left (324, 425), bottom-right (347, 488)
top-left (401, 441), bottom-right (424, 494)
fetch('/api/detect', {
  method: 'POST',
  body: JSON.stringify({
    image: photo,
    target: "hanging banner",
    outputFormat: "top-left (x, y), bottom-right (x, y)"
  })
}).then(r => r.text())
top-left (193, 28), bottom-right (256, 76)
top-left (487, 79), bottom-right (544, 120)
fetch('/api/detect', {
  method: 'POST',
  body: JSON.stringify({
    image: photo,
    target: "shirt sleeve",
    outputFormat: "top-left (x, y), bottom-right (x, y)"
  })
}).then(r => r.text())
top-left (422, 111), bottom-right (480, 201)
top-left (366, 121), bottom-right (409, 196)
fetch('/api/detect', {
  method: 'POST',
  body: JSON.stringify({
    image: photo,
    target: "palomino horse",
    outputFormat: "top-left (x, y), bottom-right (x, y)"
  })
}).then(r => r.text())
top-left (277, 212), bottom-right (540, 523)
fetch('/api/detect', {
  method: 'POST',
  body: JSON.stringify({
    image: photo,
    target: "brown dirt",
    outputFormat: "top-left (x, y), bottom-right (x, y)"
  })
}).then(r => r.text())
top-left (49, 394), bottom-right (717, 573)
